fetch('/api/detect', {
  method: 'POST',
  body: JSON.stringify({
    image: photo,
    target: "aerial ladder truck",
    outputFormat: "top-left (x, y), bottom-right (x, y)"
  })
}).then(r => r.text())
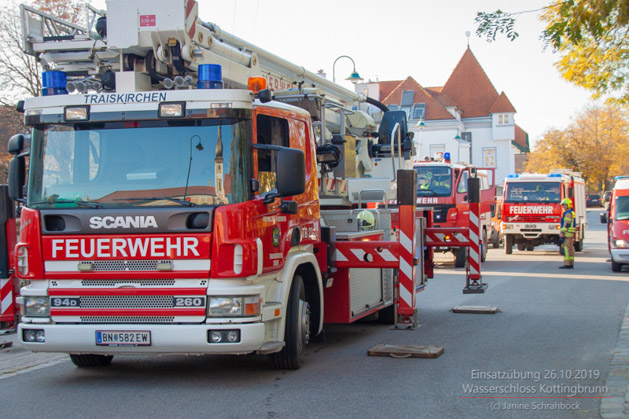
top-left (2, 0), bottom-right (486, 369)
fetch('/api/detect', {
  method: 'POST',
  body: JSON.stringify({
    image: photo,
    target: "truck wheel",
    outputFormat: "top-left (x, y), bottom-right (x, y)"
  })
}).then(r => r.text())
top-left (491, 234), bottom-right (500, 249)
top-left (505, 235), bottom-right (513, 254)
top-left (526, 245), bottom-right (534, 251)
top-left (480, 230), bottom-right (488, 262)
top-left (69, 354), bottom-right (113, 367)
top-left (612, 261), bottom-right (622, 272)
top-left (454, 247), bottom-right (466, 268)
top-left (517, 243), bottom-right (525, 251)
top-left (270, 275), bottom-right (310, 370)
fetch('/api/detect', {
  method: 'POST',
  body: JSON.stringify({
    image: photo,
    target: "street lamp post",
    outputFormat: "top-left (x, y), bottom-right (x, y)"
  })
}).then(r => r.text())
top-left (332, 55), bottom-right (363, 84)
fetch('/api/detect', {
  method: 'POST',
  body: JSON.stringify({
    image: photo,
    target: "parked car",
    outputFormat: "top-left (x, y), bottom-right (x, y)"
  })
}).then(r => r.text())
top-left (587, 194), bottom-right (602, 207)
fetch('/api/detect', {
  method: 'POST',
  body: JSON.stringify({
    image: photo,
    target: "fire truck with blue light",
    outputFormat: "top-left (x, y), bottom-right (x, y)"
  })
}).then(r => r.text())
top-left (501, 170), bottom-right (586, 253)
top-left (3, 0), bottom-right (487, 369)
top-left (413, 154), bottom-right (496, 268)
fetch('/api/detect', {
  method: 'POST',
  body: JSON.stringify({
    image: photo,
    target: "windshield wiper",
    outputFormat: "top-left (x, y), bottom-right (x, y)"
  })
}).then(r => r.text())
top-left (30, 199), bottom-right (102, 208)
top-left (115, 197), bottom-right (196, 207)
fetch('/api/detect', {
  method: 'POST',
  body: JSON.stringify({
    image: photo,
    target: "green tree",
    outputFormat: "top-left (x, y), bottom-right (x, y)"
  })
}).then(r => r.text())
top-left (476, 0), bottom-right (629, 104)
top-left (524, 104), bottom-right (629, 191)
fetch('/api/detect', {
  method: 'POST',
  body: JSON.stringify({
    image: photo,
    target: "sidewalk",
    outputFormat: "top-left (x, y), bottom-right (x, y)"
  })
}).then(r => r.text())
top-left (0, 330), bottom-right (67, 379)
top-left (601, 299), bottom-right (629, 418)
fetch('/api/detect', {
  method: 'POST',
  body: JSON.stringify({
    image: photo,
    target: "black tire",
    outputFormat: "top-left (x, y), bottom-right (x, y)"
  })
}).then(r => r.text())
top-left (505, 235), bottom-right (513, 254)
top-left (574, 239), bottom-right (583, 252)
top-left (526, 245), bottom-right (534, 251)
top-left (612, 261), bottom-right (622, 272)
top-left (70, 354), bottom-right (113, 367)
top-left (454, 247), bottom-right (466, 268)
top-left (491, 234), bottom-right (500, 249)
top-left (517, 243), bottom-right (525, 251)
top-left (270, 275), bottom-right (310, 370)
top-left (480, 229), bottom-right (488, 262)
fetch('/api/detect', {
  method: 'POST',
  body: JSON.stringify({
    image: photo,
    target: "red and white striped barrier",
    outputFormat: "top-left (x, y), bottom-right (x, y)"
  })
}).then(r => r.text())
top-left (0, 278), bottom-right (15, 328)
top-left (396, 204), bottom-right (416, 323)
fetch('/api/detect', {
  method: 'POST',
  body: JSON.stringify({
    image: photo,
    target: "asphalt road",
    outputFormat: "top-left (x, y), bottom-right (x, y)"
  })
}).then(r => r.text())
top-left (0, 208), bottom-right (627, 419)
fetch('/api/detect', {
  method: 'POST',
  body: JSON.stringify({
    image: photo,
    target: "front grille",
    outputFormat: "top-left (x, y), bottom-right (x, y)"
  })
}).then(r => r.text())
top-left (83, 260), bottom-right (171, 271)
top-left (79, 316), bottom-right (175, 323)
top-left (80, 296), bottom-right (176, 309)
top-left (80, 279), bottom-right (177, 287)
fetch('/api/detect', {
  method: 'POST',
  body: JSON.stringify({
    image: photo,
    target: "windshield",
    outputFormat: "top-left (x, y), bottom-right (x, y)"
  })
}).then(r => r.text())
top-left (28, 119), bottom-right (251, 208)
top-left (415, 166), bottom-right (452, 197)
top-left (504, 182), bottom-right (560, 203)
top-left (616, 196), bottom-right (629, 221)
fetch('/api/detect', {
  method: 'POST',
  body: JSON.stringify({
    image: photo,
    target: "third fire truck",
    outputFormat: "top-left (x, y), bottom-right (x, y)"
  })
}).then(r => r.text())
top-left (413, 154), bottom-right (495, 267)
top-left (501, 170), bottom-right (587, 253)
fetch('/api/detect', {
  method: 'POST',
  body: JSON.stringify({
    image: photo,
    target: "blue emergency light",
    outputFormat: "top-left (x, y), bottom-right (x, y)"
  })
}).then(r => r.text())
top-left (548, 173), bottom-right (562, 177)
top-left (506, 173), bottom-right (519, 178)
top-left (41, 71), bottom-right (67, 96)
top-left (444, 152), bottom-right (451, 162)
top-left (197, 64), bottom-right (223, 89)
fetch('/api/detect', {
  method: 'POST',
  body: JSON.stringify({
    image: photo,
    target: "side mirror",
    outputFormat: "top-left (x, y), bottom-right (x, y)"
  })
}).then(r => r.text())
top-left (8, 134), bottom-right (25, 155)
top-left (600, 212), bottom-right (607, 224)
top-left (276, 148), bottom-right (305, 197)
top-left (8, 155), bottom-right (26, 202)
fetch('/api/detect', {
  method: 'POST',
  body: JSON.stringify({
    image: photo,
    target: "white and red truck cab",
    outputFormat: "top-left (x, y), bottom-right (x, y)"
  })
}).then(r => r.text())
top-left (501, 170), bottom-right (587, 253)
top-left (601, 177), bottom-right (629, 272)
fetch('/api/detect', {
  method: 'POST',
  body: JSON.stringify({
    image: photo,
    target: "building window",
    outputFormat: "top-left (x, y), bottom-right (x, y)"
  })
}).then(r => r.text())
top-left (497, 114), bottom-right (509, 125)
top-left (401, 90), bottom-right (414, 119)
top-left (461, 132), bottom-right (472, 142)
top-left (483, 147), bottom-right (496, 167)
top-left (388, 104), bottom-right (400, 111)
top-left (411, 103), bottom-right (426, 120)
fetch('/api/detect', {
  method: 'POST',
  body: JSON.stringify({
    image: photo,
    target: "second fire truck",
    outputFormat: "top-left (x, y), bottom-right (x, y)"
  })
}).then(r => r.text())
top-left (501, 170), bottom-right (587, 253)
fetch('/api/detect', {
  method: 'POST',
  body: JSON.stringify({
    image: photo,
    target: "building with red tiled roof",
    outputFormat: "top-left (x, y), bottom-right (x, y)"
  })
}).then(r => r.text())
top-left (356, 47), bottom-right (529, 185)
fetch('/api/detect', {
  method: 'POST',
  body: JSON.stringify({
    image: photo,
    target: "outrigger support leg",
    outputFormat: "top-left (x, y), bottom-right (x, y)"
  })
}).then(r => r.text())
top-left (463, 177), bottom-right (487, 294)
top-left (395, 170), bottom-right (420, 329)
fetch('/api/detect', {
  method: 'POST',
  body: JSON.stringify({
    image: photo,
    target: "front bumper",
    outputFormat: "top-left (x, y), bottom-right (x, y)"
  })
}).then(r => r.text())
top-left (18, 322), bottom-right (266, 355)
top-left (611, 248), bottom-right (629, 265)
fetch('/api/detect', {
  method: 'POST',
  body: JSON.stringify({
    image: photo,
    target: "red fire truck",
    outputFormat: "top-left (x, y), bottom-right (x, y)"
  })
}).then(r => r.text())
top-left (600, 177), bottom-right (629, 272)
top-left (413, 155), bottom-right (496, 267)
top-left (501, 171), bottom-right (587, 253)
top-left (2, 0), bottom-right (486, 370)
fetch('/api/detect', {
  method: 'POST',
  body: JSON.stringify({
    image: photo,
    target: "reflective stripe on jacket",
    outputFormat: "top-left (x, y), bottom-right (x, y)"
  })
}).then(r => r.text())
top-left (560, 209), bottom-right (576, 237)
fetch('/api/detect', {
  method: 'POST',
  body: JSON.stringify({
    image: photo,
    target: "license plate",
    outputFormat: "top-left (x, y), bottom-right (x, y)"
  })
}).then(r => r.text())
top-left (524, 224), bottom-right (536, 229)
top-left (96, 330), bottom-right (151, 346)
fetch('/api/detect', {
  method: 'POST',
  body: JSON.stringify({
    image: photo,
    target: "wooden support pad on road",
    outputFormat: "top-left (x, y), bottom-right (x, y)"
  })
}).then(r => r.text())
top-left (451, 305), bottom-right (500, 314)
top-left (367, 344), bottom-right (444, 359)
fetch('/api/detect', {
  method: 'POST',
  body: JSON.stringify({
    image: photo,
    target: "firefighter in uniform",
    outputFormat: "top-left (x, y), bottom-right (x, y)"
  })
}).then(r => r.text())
top-left (418, 175), bottom-right (430, 190)
top-left (559, 198), bottom-right (576, 269)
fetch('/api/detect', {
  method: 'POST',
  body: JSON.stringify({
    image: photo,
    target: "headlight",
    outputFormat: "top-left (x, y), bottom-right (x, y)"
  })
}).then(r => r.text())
top-left (24, 296), bottom-right (50, 317)
top-left (612, 239), bottom-right (629, 248)
top-left (502, 224), bottom-right (513, 230)
top-left (208, 296), bottom-right (261, 317)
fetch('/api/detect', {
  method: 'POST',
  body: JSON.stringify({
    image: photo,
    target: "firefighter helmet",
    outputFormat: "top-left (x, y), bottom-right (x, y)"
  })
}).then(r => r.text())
top-left (357, 210), bottom-right (375, 231)
top-left (561, 198), bottom-right (572, 208)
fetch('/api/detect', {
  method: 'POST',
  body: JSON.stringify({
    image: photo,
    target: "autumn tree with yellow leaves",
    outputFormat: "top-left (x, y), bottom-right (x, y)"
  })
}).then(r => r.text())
top-left (476, 0), bottom-right (629, 104)
top-left (524, 104), bottom-right (629, 191)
